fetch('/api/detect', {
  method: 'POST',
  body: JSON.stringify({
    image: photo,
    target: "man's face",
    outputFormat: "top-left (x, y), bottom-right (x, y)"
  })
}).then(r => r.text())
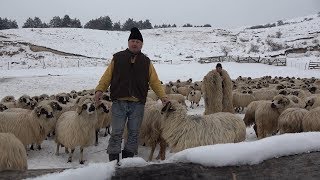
top-left (128, 39), bottom-right (143, 54)
top-left (216, 67), bottom-right (222, 73)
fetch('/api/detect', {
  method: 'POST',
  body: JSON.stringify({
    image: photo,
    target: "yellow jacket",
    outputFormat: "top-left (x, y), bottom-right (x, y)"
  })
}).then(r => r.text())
top-left (95, 59), bottom-right (167, 101)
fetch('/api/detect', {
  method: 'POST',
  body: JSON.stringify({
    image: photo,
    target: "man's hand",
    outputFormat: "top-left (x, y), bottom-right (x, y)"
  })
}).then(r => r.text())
top-left (94, 91), bottom-right (103, 105)
top-left (160, 96), bottom-right (170, 105)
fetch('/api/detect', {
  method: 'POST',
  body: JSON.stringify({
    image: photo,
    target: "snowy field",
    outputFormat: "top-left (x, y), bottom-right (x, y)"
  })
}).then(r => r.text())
top-left (0, 13), bottom-right (320, 180)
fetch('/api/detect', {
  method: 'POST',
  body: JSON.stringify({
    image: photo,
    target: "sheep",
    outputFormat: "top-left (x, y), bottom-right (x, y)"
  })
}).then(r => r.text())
top-left (170, 86), bottom-right (178, 94)
top-left (166, 94), bottom-right (187, 107)
top-left (187, 90), bottom-right (202, 109)
top-left (2, 95), bottom-right (32, 109)
top-left (138, 101), bottom-right (167, 161)
top-left (147, 91), bottom-right (159, 101)
top-left (55, 93), bottom-right (72, 104)
top-left (0, 104), bottom-right (54, 147)
top-left (39, 94), bottom-right (50, 101)
top-left (252, 89), bottom-right (278, 101)
top-left (176, 78), bottom-right (192, 87)
top-left (243, 100), bottom-right (269, 136)
top-left (163, 83), bottom-right (173, 94)
top-left (95, 100), bottom-right (111, 145)
top-left (0, 133), bottom-right (27, 172)
top-left (305, 96), bottom-right (320, 110)
top-left (202, 69), bottom-right (233, 115)
top-left (55, 97), bottom-right (97, 164)
top-left (160, 101), bottom-right (246, 153)
top-left (1, 95), bottom-right (15, 103)
top-left (287, 95), bottom-right (306, 108)
top-left (193, 81), bottom-right (202, 91)
top-left (302, 107), bottom-right (320, 132)
top-left (232, 91), bottom-right (256, 113)
top-left (278, 108), bottom-right (309, 134)
top-left (176, 86), bottom-right (191, 96)
top-left (254, 95), bottom-right (300, 139)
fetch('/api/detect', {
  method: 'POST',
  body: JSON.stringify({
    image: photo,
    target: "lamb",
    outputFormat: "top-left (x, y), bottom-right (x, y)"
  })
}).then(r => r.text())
top-left (302, 107), bottom-right (320, 132)
top-left (0, 104), bottom-right (54, 147)
top-left (1, 95), bottom-right (15, 103)
top-left (55, 97), bottom-right (97, 164)
top-left (232, 91), bottom-right (256, 113)
top-left (0, 133), bottom-right (27, 172)
top-left (160, 101), bottom-right (246, 153)
top-left (278, 108), bottom-right (308, 134)
top-left (187, 90), bottom-right (202, 109)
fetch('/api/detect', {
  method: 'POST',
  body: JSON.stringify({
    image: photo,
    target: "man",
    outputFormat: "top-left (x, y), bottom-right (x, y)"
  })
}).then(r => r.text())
top-left (94, 27), bottom-right (169, 162)
top-left (215, 63), bottom-right (224, 87)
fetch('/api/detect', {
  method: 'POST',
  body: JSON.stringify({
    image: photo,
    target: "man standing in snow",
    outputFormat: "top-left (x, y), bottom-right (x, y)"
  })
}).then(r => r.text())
top-left (94, 27), bottom-right (169, 162)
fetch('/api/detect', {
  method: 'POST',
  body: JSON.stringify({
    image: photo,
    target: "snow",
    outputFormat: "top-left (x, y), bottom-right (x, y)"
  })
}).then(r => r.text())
top-left (0, 13), bottom-right (320, 179)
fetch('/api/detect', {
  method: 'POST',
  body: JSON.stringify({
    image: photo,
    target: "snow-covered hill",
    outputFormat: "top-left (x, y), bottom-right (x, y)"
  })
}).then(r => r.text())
top-left (0, 13), bottom-right (319, 66)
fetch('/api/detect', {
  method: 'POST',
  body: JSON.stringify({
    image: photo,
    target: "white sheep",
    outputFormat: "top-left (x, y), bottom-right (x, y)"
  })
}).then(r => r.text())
top-left (138, 101), bottom-right (166, 161)
top-left (55, 98), bottom-right (97, 164)
top-left (278, 108), bottom-right (309, 134)
top-left (166, 94), bottom-right (187, 107)
top-left (2, 95), bottom-right (32, 109)
top-left (0, 104), bottom-right (54, 147)
top-left (187, 90), bottom-right (202, 109)
top-left (252, 89), bottom-right (278, 101)
top-left (305, 95), bottom-right (320, 110)
top-left (0, 133), bottom-right (27, 172)
top-left (232, 91), bottom-right (256, 113)
top-left (160, 100), bottom-right (246, 153)
top-left (1, 95), bottom-right (15, 103)
top-left (302, 107), bottom-right (320, 132)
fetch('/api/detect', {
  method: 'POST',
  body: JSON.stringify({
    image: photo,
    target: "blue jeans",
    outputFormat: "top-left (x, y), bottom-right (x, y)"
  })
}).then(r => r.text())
top-left (107, 100), bottom-right (145, 154)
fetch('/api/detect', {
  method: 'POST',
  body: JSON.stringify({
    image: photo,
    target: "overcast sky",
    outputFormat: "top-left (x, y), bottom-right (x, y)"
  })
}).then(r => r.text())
top-left (1, 0), bottom-right (319, 29)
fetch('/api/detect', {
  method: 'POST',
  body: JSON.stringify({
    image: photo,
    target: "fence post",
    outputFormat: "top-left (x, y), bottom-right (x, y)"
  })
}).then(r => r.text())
top-left (78, 60), bottom-right (80, 67)
top-left (7, 62), bottom-right (9, 70)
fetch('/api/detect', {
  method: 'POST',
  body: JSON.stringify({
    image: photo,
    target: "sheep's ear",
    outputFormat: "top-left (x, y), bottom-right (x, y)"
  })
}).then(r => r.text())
top-left (35, 106), bottom-right (42, 117)
top-left (76, 106), bottom-right (83, 115)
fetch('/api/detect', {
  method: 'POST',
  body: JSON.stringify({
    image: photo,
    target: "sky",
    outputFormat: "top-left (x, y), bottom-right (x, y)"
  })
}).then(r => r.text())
top-left (0, 0), bottom-right (319, 28)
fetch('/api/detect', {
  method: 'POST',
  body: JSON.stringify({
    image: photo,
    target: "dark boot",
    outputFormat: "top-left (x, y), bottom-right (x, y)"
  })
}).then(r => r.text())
top-left (109, 154), bottom-right (119, 162)
top-left (122, 150), bottom-right (134, 159)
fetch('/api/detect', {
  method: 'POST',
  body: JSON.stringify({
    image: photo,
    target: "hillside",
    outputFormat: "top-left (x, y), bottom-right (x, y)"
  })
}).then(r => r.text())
top-left (0, 13), bottom-right (319, 70)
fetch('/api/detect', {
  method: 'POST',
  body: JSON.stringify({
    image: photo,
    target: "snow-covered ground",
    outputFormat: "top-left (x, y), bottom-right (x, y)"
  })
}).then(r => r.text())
top-left (0, 13), bottom-right (320, 180)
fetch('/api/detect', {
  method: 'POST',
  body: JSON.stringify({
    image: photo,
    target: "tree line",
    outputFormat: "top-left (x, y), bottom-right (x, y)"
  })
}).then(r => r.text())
top-left (0, 15), bottom-right (211, 30)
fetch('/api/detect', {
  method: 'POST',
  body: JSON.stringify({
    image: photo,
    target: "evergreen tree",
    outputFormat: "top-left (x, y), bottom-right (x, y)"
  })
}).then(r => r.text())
top-left (49, 16), bottom-right (63, 27)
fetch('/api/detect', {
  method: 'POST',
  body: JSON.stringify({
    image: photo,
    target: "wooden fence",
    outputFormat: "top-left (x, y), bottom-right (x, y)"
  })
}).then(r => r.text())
top-left (198, 56), bottom-right (287, 66)
top-left (308, 61), bottom-right (320, 69)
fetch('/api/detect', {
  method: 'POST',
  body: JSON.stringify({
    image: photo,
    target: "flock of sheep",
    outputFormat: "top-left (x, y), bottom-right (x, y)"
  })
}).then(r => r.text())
top-left (0, 75), bottom-right (320, 172)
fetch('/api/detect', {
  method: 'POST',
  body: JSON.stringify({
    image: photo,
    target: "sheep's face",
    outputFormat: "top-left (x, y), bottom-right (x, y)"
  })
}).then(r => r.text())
top-left (56, 94), bottom-right (70, 104)
top-left (35, 105), bottom-right (54, 119)
top-left (19, 95), bottom-right (31, 105)
top-left (97, 101), bottom-right (110, 114)
top-left (189, 90), bottom-right (196, 97)
top-left (305, 98), bottom-right (315, 108)
top-left (32, 96), bottom-right (39, 102)
top-left (161, 101), bottom-right (176, 115)
top-left (187, 78), bottom-right (192, 83)
top-left (77, 99), bottom-right (96, 115)
top-left (176, 79), bottom-right (181, 83)
top-left (39, 94), bottom-right (50, 101)
top-left (30, 99), bottom-right (38, 110)
top-left (0, 103), bottom-right (8, 112)
top-left (49, 101), bottom-right (62, 111)
top-left (102, 93), bottom-right (111, 101)
top-left (309, 86), bottom-right (317, 94)
top-left (271, 95), bottom-right (290, 109)
top-left (2, 96), bottom-right (15, 102)
top-left (279, 90), bottom-right (288, 96)
top-left (169, 81), bottom-right (174, 86)
top-left (291, 91), bottom-right (300, 97)
top-left (171, 86), bottom-right (178, 93)
top-left (70, 90), bottom-right (77, 94)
